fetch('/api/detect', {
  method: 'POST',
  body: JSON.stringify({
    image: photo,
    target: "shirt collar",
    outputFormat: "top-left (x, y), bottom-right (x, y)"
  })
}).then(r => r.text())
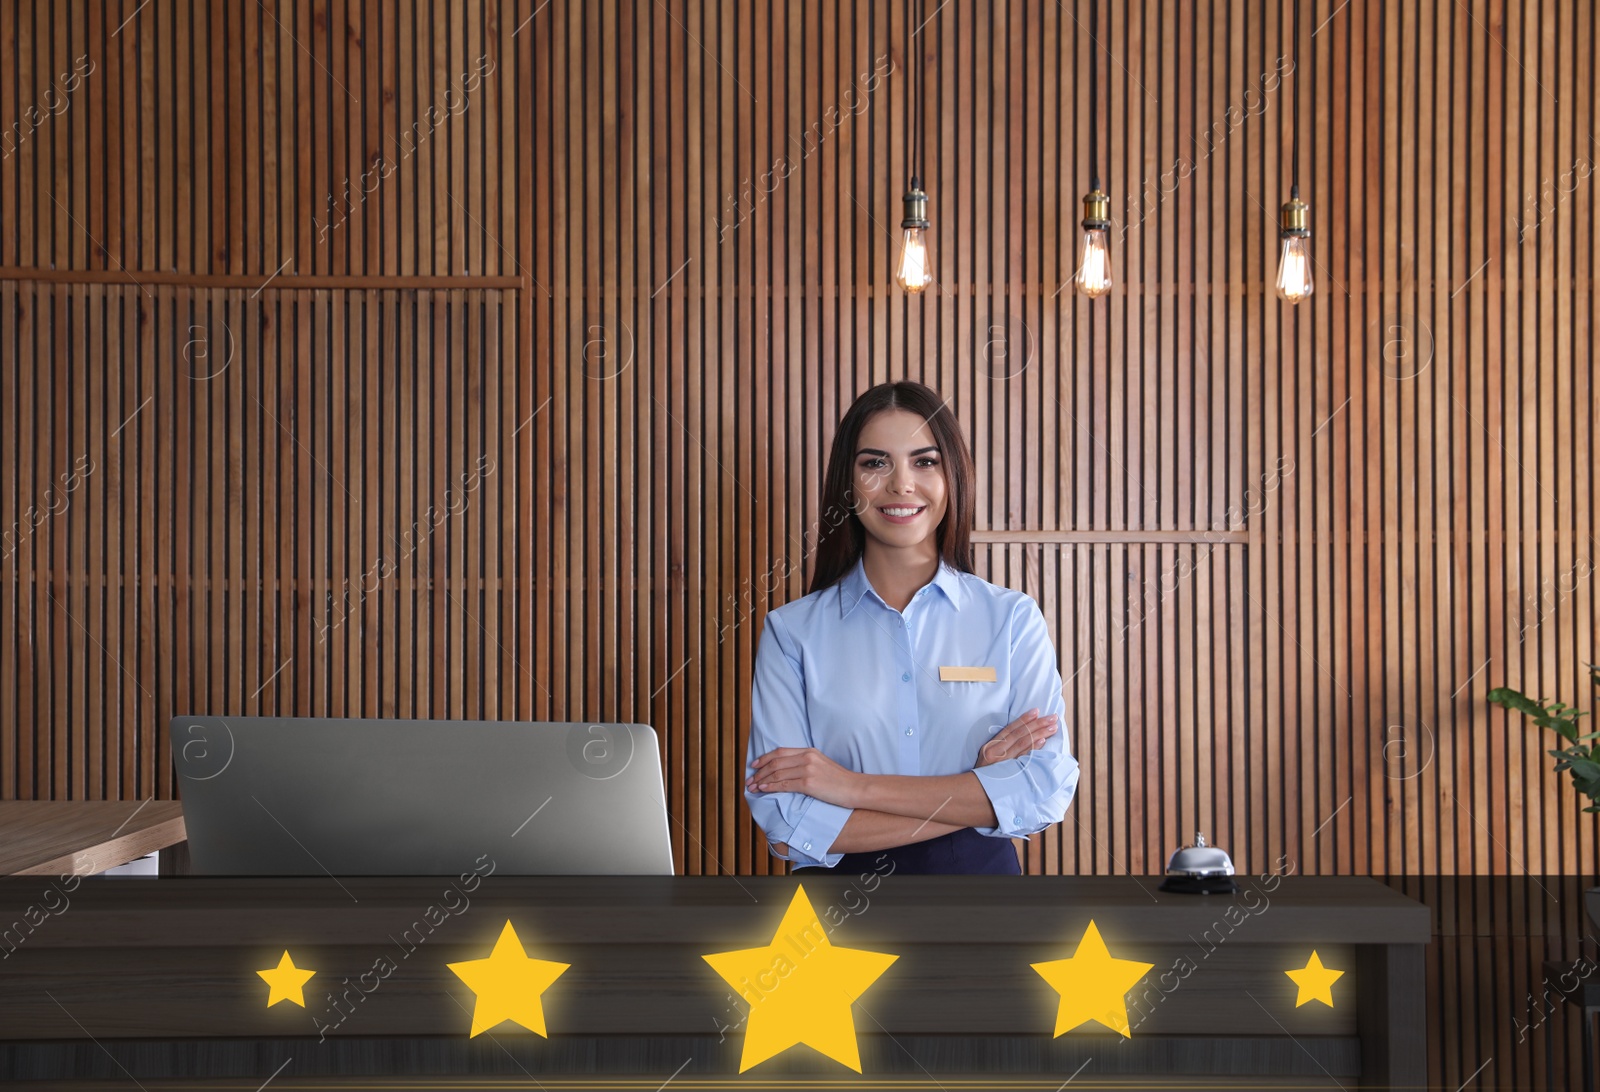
top-left (838, 555), bottom-right (964, 618)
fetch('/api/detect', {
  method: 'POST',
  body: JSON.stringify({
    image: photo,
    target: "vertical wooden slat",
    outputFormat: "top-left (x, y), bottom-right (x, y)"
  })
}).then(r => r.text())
top-left (329, 285), bottom-right (347, 717)
top-left (1578, 0), bottom-right (1600, 888)
top-left (396, 287), bottom-right (415, 720)
top-left (1328, 0), bottom-right (1351, 872)
top-left (49, 277), bottom-right (65, 800)
top-left (3, 278), bottom-right (16, 799)
top-left (180, 0), bottom-right (198, 275)
top-left (227, 0), bottom-right (245, 275)
top-left (16, 1), bottom-right (35, 268)
top-left (14, 276), bottom-right (35, 798)
top-left (451, 287), bottom-right (469, 721)
top-left (426, 287), bottom-right (443, 717)
top-left (84, 282), bottom-right (103, 801)
top-left (0, 3), bottom-right (14, 270)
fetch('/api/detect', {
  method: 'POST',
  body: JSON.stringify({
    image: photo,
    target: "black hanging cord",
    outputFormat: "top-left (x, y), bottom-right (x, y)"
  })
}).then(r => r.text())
top-left (913, 0), bottom-right (924, 185)
top-left (904, 0), bottom-right (922, 187)
top-left (904, 0), bottom-right (911, 184)
top-left (1291, 0), bottom-right (1300, 197)
top-left (1088, 0), bottom-right (1098, 191)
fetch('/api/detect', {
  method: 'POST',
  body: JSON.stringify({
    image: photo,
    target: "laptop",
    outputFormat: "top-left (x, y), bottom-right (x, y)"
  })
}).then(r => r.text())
top-left (172, 716), bottom-right (676, 875)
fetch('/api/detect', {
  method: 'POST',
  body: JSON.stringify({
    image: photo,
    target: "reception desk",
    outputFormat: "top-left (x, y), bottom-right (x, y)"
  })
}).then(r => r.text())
top-left (0, 872), bottom-right (1426, 1088)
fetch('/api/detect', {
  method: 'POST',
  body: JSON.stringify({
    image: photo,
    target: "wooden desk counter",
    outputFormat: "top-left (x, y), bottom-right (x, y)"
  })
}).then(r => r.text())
top-left (0, 801), bottom-right (186, 876)
top-left (0, 874), bottom-right (1426, 1088)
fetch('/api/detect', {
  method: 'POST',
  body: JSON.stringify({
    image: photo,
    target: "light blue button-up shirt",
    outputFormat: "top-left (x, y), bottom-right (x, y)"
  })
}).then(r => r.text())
top-left (745, 555), bottom-right (1080, 869)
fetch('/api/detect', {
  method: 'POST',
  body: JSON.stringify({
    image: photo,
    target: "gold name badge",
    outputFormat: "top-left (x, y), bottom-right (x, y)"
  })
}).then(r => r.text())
top-left (939, 665), bottom-right (997, 682)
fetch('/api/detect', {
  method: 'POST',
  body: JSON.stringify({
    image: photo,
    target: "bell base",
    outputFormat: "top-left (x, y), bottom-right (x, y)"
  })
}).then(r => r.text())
top-left (1158, 873), bottom-right (1240, 895)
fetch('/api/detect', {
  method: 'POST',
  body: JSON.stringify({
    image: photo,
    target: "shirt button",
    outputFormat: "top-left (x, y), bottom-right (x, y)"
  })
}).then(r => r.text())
top-left (803, 841), bottom-right (812, 851)
top-left (905, 727), bottom-right (914, 736)
top-left (901, 671), bottom-right (911, 682)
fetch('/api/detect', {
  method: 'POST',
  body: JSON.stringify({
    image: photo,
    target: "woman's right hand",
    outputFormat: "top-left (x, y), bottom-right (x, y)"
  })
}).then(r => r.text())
top-left (974, 708), bottom-right (1058, 768)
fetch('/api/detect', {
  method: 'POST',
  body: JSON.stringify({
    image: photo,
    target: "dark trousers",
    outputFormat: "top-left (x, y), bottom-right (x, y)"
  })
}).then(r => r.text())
top-left (820, 825), bottom-right (1021, 875)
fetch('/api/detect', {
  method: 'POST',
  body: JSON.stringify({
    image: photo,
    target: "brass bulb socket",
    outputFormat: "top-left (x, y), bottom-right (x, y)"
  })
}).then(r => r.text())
top-left (901, 186), bottom-right (929, 229)
top-left (1280, 196), bottom-right (1310, 236)
top-left (1081, 188), bottom-right (1109, 230)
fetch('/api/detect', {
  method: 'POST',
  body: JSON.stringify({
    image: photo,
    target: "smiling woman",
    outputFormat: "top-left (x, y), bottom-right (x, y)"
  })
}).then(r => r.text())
top-left (743, 381), bottom-right (1080, 875)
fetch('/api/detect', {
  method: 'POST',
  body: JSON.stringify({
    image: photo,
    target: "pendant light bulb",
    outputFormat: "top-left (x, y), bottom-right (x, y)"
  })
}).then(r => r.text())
top-left (897, 181), bottom-right (933, 294)
top-left (1075, 188), bottom-right (1112, 298)
top-left (1275, 192), bottom-right (1312, 304)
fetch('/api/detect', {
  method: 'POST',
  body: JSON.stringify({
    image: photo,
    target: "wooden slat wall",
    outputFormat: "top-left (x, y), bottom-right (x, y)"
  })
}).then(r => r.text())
top-left (1, 0), bottom-right (1597, 885)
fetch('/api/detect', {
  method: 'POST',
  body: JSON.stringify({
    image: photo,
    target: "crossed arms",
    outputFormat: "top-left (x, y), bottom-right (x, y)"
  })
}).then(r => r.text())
top-left (748, 712), bottom-right (1060, 858)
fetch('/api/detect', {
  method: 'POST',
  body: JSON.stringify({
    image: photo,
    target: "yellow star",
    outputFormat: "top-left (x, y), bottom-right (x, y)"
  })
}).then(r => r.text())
top-left (702, 885), bottom-right (898, 1073)
top-left (1031, 919), bottom-right (1155, 1037)
top-left (256, 950), bottom-right (317, 1008)
top-left (1285, 949), bottom-right (1344, 1007)
top-left (446, 920), bottom-right (571, 1037)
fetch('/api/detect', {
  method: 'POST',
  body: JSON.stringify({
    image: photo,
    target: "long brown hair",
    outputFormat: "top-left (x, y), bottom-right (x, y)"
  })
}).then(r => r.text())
top-left (806, 381), bottom-right (976, 596)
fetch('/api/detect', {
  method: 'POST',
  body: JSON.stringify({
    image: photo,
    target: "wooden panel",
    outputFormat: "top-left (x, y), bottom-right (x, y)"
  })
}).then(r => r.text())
top-left (1, 0), bottom-right (1598, 900)
top-left (0, 283), bottom-right (520, 799)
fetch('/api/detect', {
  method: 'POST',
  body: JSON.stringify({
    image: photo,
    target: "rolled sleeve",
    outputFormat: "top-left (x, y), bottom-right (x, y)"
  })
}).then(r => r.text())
top-left (971, 596), bottom-right (1081, 838)
top-left (746, 611), bottom-right (854, 868)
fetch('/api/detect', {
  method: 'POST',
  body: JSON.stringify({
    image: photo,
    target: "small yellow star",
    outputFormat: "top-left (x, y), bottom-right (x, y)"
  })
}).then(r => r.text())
top-left (446, 920), bottom-right (571, 1037)
top-left (1285, 950), bottom-right (1344, 1007)
top-left (702, 885), bottom-right (899, 1073)
top-left (1031, 920), bottom-right (1155, 1037)
top-left (256, 950), bottom-right (317, 1008)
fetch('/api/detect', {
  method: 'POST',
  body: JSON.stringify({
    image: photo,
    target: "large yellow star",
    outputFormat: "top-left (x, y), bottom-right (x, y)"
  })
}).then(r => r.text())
top-left (446, 920), bottom-right (571, 1037)
top-left (1031, 919), bottom-right (1155, 1037)
top-left (702, 885), bottom-right (898, 1073)
top-left (256, 950), bottom-right (316, 1008)
top-left (1285, 949), bottom-right (1344, 1007)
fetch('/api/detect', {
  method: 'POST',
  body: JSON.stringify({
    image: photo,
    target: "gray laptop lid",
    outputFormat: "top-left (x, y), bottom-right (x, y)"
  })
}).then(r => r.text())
top-left (172, 717), bottom-right (675, 875)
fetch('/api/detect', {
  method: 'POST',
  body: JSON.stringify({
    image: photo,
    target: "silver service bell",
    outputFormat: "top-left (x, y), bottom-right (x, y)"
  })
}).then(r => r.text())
top-left (1158, 832), bottom-right (1239, 894)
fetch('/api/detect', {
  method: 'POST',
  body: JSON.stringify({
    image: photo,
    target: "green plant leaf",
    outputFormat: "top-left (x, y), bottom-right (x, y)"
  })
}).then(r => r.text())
top-left (1500, 678), bottom-right (1600, 809)
top-left (1488, 687), bottom-right (1544, 719)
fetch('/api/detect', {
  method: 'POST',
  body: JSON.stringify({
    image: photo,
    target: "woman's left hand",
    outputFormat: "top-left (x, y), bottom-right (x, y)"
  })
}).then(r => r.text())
top-left (746, 747), bottom-right (864, 809)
